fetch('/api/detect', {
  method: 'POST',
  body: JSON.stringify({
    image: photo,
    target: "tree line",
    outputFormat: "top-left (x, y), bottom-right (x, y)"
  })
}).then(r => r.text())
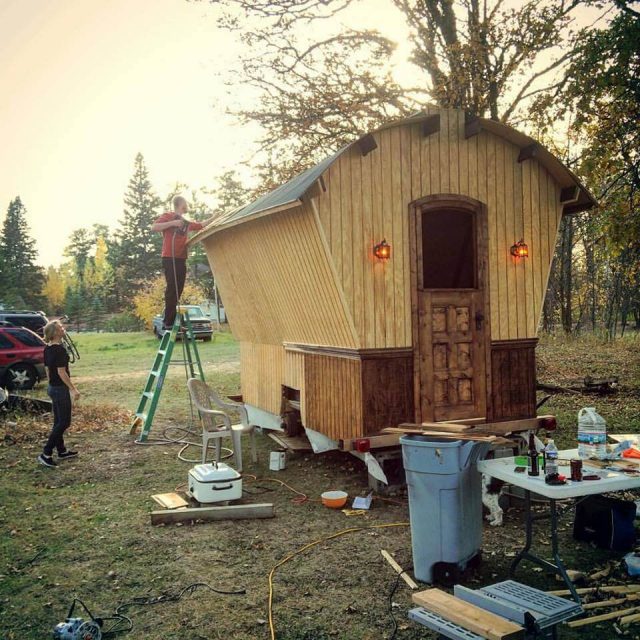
top-left (0, 153), bottom-right (247, 329)
top-left (1, 0), bottom-right (637, 336)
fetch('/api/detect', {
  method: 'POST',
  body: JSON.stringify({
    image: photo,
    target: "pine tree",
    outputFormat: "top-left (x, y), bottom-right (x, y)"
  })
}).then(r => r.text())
top-left (0, 197), bottom-right (44, 308)
top-left (111, 153), bottom-right (162, 301)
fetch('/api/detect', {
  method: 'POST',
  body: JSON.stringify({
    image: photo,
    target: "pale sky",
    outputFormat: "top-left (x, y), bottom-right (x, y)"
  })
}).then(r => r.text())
top-left (0, 0), bottom-right (261, 266)
top-left (0, 0), bottom-right (598, 268)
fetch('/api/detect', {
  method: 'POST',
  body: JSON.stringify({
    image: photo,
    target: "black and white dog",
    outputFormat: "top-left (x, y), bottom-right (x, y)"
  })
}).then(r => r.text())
top-left (482, 474), bottom-right (505, 526)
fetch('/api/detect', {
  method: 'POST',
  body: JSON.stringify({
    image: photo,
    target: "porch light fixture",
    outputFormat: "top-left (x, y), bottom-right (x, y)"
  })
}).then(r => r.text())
top-left (510, 239), bottom-right (529, 259)
top-left (374, 239), bottom-right (391, 260)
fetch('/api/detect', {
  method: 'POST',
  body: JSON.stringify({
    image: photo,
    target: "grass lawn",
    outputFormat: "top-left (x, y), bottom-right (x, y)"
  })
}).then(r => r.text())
top-left (1, 330), bottom-right (639, 639)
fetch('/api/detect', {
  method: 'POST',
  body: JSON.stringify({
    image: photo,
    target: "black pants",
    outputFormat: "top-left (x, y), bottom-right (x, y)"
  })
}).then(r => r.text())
top-left (44, 385), bottom-right (72, 456)
top-left (162, 257), bottom-right (187, 328)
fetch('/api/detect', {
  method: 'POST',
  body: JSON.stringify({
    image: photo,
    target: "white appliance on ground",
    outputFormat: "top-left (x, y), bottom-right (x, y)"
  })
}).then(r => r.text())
top-left (188, 462), bottom-right (242, 503)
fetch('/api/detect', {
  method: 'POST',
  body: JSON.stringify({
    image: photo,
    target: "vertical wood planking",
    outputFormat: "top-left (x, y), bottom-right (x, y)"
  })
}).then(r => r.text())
top-left (496, 140), bottom-right (509, 340)
top-left (400, 125), bottom-right (413, 344)
top-left (512, 145), bottom-right (527, 339)
top-left (381, 128), bottom-right (395, 346)
top-left (391, 126), bottom-right (405, 346)
top-left (449, 109), bottom-right (460, 194)
top-left (458, 110), bottom-right (470, 198)
top-left (351, 151), bottom-right (365, 341)
top-left (371, 130), bottom-right (386, 348)
top-left (330, 163), bottom-right (342, 280)
top-left (485, 134), bottom-right (500, 339)
top-left (341, 154), bottom-right (354, 325)
top-left (360, 147), bottom-right (376, 347)
top-left (439, 109), bottom-right (451, 193)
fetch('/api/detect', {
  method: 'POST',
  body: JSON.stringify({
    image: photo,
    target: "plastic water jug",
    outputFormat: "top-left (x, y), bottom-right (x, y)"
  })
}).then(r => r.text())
top-left (578, 407), bottom-right (607, 460)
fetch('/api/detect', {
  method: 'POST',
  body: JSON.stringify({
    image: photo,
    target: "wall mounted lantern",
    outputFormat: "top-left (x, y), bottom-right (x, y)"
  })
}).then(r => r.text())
top-left (510, 239), bottom-right (529, 259)
top-left (374, 239), bottom-right (391, 260)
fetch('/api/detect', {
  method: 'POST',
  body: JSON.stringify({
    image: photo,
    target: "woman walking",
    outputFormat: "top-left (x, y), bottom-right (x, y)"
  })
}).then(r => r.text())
top-left (38, 320), bottom-right (80, 468)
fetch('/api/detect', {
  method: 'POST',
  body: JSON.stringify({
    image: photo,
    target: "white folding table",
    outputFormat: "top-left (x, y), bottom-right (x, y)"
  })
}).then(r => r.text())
top-left (478, 449), bottom-right (640, 602)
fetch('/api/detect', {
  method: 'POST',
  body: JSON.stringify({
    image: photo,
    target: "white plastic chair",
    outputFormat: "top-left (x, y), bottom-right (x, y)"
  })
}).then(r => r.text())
top-left (187, 378), bottom-right (257, 471)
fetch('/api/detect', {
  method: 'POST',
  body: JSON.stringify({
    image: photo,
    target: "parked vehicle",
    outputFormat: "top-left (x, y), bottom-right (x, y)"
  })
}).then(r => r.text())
top-left (0, 326), bottom-right (47, 390)
top-left (0, 310), bottom-right (48, 336)
top-left (152, 305), bottom-right (214, 341)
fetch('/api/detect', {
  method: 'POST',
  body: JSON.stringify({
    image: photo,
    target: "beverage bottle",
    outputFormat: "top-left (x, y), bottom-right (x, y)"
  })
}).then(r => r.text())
top-left (545, 439), bottom-right (559, 480)
top-left (527, 432), bottom-right (539, 476)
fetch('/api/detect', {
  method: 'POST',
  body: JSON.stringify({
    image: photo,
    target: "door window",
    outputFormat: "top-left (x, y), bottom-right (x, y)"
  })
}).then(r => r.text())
top-left (421, 209), bottom-right (476, 289)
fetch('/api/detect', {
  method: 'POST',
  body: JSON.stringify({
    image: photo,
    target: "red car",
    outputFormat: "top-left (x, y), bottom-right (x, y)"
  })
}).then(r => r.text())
top-left (0, 326), bottom-right (47, 390)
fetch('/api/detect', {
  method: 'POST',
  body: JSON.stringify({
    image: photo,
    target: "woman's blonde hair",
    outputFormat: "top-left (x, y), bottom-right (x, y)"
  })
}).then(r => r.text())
top-left (43, 320), bottom-right (62, 344)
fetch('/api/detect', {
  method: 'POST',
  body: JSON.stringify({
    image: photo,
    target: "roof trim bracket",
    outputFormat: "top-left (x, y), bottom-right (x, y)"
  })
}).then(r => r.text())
top-left (464, 113), bottom-right (482, 139)
top-left (518, 143), bottom-right (539, 163)
top-left (357, 134), bottom-right (378, 157)
top-left (560, 186), bottom-right (580, 204)
top-left (422, 114), bottom-right (440, 138)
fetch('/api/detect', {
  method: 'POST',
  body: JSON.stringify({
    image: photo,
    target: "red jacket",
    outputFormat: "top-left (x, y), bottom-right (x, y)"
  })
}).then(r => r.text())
top-left (154, 212), bottom-right (204, 259)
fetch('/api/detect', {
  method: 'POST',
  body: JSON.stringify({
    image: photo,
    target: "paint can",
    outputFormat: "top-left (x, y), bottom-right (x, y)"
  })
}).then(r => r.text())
top-left (269, 450), bottom-right (286, 471)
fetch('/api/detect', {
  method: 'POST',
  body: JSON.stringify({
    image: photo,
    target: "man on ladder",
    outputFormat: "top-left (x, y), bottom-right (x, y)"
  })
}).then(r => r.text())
top-left (150, 195), bottom-right (214, 331)
top-left (130, 197), bottom-right (214, 441)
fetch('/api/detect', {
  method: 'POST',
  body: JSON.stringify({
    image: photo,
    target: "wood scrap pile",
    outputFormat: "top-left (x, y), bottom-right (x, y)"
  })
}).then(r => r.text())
top-left (537, 376), bottom-right (619, 395)
top-left (384, 422), bottom-right (496, 442)
top-left (550, 570), bottom-right (640, 631)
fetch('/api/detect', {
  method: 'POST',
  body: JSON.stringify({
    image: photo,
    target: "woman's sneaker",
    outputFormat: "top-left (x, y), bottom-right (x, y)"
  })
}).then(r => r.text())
top-left (58, 450), bottom-right (78, 460)
top-left (37, 454), bottom-right (57, 468)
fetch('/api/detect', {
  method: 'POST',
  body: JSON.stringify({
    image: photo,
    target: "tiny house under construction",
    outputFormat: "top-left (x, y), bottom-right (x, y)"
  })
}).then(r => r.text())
top-left (193, 107), bottom-right (595, 449)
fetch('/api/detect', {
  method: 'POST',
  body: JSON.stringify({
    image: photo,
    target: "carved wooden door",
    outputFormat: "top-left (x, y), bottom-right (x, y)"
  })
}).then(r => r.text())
top-left (410, 197), bottom-right (489, 422)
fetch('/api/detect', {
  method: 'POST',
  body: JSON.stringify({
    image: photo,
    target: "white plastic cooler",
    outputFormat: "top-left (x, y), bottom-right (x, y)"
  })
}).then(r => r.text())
top-left (188, 462), bottom-right (242, 503)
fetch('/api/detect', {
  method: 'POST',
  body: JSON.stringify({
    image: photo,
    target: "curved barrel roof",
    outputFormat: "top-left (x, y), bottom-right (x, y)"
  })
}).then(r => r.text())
top-left (194, 111), bottom-right (596, 241)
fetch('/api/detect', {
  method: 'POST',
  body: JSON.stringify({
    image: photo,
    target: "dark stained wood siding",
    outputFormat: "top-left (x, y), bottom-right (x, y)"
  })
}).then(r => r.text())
top-left (488, 339), bottom-right (537, 421)
top-left (299, 346), bottom-right (413, 440)
top-left (361, 352), bottom-right (414, 435)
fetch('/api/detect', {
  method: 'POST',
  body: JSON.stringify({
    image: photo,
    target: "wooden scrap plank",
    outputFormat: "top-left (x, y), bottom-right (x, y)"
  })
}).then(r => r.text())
top-left (380, 549), bottom-right (418, 590)
top-left (151, 492), bottom-right (189, 510)
top-left (548, 585), bottom-right (640, 597)
top-left (412, 589), bottom-right (524, 640)
top-left (583, 594), bottom-right (640, 610)
top-left (340, 433), bottom-right (400, 451)
top-left (384, 427), bottom-right (495, 442)
top-left (267, 431), bottom-right (312, 452)
top-left (567, 605), bottom-right (640, 628)
top-left (399, 422), bottom-right (473, 433)
top-left (151, 503), bottom-right (275, 526)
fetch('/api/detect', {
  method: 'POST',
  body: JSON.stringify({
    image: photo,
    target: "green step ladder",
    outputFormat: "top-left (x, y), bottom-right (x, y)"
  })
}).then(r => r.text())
top-left (130, 307), bottom-right (205, 442)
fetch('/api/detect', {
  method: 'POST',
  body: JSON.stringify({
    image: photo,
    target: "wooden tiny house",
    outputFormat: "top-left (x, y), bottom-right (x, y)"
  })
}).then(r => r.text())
top-left (193, 108), bottom-right (595, 445)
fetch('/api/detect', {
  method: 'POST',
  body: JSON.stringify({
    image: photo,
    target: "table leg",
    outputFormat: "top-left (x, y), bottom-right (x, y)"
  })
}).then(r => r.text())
top-left (508, 491), bottom-right (581, 604)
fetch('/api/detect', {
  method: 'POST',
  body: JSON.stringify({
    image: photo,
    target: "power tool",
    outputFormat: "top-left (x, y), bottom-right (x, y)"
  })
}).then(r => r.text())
top-left (52, 617), bottom-right (102, 640)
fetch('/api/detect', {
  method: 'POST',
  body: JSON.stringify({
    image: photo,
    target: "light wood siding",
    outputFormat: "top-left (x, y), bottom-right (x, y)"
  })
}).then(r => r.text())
top-left (240, 342), bottom-right (284, 415)
top-left (304, 353), bottom-right (362, 441)
top-left (314, 108), bottom-right (564, 343)
top-left (202, 204), bottom-right (357, 348)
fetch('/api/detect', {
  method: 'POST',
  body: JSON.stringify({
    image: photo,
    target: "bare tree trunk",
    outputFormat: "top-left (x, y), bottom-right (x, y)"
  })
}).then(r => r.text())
top-left (584, 237), bottom-right (597, 331)
top-left (558, 216), bottom-right (574, 334)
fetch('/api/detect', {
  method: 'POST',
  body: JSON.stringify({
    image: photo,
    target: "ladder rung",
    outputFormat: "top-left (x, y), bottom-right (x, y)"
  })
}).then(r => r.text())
top-left (150, 370), bottom-right (160, 377)
top-left (135, 413), bottom-right (147, 423)
top-left (143, 392), bottom-right (154, 399)
top-left (158, 350), bottom-right (167, 356)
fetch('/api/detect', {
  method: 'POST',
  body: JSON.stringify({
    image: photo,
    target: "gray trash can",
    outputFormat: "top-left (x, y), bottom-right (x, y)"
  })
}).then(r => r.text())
top-left (400, 435), bottom-right (490, 584)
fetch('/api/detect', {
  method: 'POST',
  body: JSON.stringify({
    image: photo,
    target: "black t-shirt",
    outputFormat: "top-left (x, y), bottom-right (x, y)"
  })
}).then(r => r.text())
top-left (44, 344), bottom-right (70, 386)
